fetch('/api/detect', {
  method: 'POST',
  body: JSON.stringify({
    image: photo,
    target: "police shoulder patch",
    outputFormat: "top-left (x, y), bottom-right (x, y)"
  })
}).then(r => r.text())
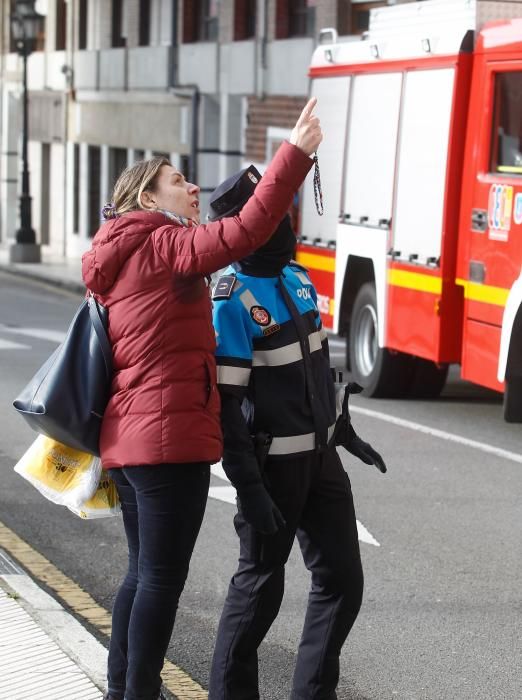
top-left (212, 274), bottom-right (237, 300)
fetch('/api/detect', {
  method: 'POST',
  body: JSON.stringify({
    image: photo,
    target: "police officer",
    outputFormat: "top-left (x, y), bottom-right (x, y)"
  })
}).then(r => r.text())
top-left (208, 166), bottom-right (387, 700)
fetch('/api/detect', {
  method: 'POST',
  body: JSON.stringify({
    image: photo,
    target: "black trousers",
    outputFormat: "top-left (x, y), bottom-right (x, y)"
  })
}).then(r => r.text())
top-left (107, 462), bottom-right (210, 700)
top-left (209, 448), bottom-right (363, 700)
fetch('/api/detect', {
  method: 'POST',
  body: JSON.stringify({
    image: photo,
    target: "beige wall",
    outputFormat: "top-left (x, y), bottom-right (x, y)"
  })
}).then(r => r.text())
top-left (478, 1), bottom-right (522, 27)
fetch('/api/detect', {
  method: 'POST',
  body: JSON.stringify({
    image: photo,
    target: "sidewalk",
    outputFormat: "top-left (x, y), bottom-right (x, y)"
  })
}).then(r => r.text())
top-left (0, 248), bottom-right (85, 294)
top-left (0, 550), bottom-right (106, 700)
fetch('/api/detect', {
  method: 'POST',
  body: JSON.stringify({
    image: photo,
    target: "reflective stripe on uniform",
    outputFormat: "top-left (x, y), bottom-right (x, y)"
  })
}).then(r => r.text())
top-left (268, 423), bottom-right (336, 456)
top-left (217, 365), bottom-right (251, 386)
top-left (253, 341), bottom-right (302, 367)
top-left (294, 271), bottom-right (310, 286)
top-left (252, 330), bottom-right (324, 367)
top-left (308, 330), bottom-right (323, 353)
top-left (319, 327), bottom-right (327, 342)
top-left (238, 288), bottom-right (259, 311)
top-left (239, 288), bottom-right (280, 333)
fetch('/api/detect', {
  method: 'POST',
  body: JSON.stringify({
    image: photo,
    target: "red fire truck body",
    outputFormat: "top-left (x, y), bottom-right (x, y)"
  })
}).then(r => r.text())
top-left (297, 0), bottom-right (522, 421)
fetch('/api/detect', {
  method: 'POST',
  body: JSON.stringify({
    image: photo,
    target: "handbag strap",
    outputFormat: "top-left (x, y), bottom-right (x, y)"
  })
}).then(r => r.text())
top-left (88, 295), bottom-right (112, 378)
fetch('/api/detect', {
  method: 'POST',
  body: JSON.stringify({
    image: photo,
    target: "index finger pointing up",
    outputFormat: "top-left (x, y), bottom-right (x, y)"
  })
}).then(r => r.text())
top-left (297, 97), bottom-right (317, 125)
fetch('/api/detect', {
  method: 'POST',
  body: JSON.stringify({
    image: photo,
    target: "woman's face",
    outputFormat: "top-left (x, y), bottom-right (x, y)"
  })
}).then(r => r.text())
top-left (144, 165), bottom-right (200, 223)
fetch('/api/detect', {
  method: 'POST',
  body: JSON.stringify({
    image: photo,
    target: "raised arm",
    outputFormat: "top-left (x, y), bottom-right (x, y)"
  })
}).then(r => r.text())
top-left (153, 99), bottom-right (323, 276)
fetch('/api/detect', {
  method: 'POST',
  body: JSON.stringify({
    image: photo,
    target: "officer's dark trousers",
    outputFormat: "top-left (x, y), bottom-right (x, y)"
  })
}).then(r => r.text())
top-left (209, 447), bottom-right (363, 700)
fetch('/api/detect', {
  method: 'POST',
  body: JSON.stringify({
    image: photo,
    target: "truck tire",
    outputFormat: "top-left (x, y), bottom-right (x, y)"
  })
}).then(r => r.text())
top-left (407, 358), bottom-right (448, 399)
top-left (504, 376), bottom-right (522, 422)
top-left (348, 283), bottom-right (411, 397)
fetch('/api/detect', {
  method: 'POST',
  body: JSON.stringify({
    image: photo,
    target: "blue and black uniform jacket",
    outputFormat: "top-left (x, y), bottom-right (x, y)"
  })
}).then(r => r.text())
top-left (212, 262), bottom-right (336, 487)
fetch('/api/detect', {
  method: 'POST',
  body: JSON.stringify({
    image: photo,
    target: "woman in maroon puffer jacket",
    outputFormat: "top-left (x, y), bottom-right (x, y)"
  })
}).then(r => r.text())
top-left (82, 99), bottom-right (322, 700)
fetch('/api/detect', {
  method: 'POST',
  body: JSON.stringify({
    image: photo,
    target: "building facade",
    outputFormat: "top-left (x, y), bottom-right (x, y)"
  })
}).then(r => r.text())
top-left (0, 0), bottom-right (416, 259)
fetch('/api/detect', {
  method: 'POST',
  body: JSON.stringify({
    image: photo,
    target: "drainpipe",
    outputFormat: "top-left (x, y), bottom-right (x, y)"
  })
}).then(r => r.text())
top-left (188, 86), bottom-right (199, 184)
top-left (169, 0), bottom-right (199, 184)
top-left (0, 4), bottom-right (5, 244)
top-left (61, 0), bottom-right (75, 259)
top-left (256, 0), bottom-right (268, 99)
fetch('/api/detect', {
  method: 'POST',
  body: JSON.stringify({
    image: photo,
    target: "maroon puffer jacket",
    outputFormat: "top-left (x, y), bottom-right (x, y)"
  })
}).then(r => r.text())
top-left (82, 142), bottom-right (312, 468)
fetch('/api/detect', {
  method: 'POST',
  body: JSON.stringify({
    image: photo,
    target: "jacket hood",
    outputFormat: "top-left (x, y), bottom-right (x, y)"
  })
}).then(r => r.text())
top-left (82, 211), bottom-right (172, 294)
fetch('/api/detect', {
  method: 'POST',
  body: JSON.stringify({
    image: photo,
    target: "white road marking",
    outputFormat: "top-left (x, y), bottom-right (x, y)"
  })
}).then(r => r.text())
top-left (0, 338), bottom-right (30, 350)
top-left (356, 521), bottom-right (380, 547)
top-left (209, 485), bottom-right (237, 505)
top-left (210, 464), bottom-right (238, 505)
top-left (210, 462), bottom-right (380, 546)
top-left (0, 325), bottom-right (65, 344)
top-left (351, 405), bottom-right (522, 465)
top-left (211, 462), bottom-right (228, 481)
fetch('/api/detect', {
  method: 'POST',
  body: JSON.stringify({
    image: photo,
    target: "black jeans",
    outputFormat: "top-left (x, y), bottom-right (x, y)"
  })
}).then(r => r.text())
top-left (107, 462), bottom-right (210, 700)
top-left (209, 448), bottom-right (363, 700)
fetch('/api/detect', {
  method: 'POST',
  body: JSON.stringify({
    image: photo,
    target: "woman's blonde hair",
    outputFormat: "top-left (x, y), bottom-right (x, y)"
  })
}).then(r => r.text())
top-left (102, 156), bottom-right (170, 219)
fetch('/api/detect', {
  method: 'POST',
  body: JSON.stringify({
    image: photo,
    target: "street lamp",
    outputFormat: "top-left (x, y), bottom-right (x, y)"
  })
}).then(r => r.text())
top-left (9, 0), bottom-right (44, 263)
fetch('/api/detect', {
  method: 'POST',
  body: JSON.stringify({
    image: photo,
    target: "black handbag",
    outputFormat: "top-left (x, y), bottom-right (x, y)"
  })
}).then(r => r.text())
top-left (13, 295), bottom-right (112, 456)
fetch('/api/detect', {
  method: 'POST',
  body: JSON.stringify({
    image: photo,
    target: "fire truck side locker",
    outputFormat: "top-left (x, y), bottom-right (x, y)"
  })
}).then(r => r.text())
top-left (383, 50), bottom-right (473, 395)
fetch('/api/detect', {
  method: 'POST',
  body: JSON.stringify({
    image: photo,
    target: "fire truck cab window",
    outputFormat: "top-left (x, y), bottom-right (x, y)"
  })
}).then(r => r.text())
top-left (491, 71), bottom-right (522, 176)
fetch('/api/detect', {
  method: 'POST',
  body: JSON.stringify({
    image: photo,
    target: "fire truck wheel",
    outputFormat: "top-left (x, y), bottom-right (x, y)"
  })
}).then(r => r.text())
top-left (504, 376), bottom-right (522, 422)
top-left (349, 283), bottom-right (411, 397)
top-left (407, 358), bottom-right (449, 399)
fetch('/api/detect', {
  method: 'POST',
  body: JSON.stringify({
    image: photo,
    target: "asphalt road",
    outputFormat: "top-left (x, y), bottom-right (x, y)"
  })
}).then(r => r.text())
top-left (0, 271), bottom-right (520, 700)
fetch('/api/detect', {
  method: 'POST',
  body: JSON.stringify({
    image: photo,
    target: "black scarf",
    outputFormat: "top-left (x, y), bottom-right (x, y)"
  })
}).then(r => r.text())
top-left (237, 215), bottom-right (296, 277)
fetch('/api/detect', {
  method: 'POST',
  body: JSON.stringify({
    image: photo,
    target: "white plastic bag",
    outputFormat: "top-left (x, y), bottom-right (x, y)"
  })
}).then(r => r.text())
top-left (67, 473), bottom-right (121, 519)
top-left (14, 435), bottom-right (121, 518)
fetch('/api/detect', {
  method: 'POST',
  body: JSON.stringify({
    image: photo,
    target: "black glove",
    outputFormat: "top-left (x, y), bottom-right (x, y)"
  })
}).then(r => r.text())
top-left (346, 430), bottom-right (387, 474)
top-left (236, 482), bottom-right (286, 534)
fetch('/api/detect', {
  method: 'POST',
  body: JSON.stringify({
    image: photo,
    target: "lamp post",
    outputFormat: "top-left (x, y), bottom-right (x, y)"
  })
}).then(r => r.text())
top-left (9, 0), bottom-right (44, 263)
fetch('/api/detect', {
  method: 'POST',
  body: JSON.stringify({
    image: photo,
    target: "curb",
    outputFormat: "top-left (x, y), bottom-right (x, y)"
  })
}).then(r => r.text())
top-left (0, 262), bottom-right (86, 296)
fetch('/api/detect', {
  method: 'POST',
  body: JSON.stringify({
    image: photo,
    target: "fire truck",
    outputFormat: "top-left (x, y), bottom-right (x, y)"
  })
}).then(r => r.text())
top-left (297, 0), bottom-right (522, 421)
